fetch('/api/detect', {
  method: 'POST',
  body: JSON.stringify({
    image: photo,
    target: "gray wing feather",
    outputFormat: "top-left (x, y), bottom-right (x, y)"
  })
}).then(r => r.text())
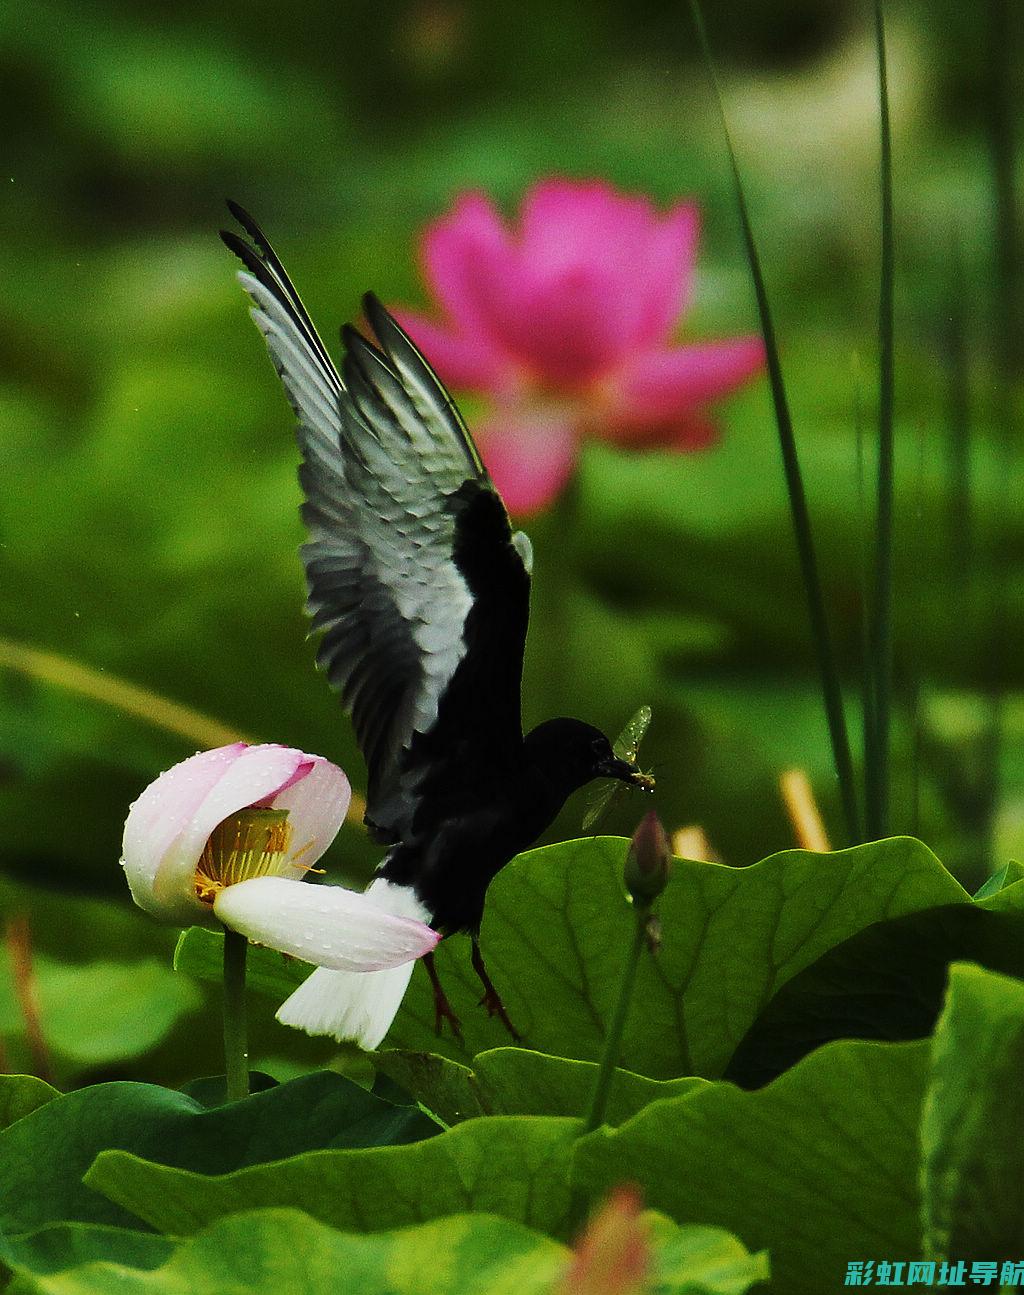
top-left (233, 258), bottom-right (509, 835)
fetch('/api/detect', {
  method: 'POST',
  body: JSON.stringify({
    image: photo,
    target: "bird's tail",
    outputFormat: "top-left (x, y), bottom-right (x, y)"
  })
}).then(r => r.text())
top-left (275, 876), bottom-right (428, 1049)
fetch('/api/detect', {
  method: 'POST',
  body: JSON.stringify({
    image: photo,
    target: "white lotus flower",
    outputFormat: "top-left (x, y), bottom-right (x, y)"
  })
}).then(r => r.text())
top-left (121, 742), bottom-right (439, 972)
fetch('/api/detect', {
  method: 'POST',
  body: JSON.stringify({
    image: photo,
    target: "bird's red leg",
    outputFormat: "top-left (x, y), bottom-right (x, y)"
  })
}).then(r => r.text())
top-left (471, 939), bottom-right (521, 1042)
top-left (423, 952), bottom-right (463, 1042)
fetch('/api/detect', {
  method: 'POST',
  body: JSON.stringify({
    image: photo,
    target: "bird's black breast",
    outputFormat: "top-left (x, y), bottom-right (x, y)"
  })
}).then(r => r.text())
top-left (379, 805), bottom-right (535, 934)
top-left (380, 757), bottom-right (573, 934)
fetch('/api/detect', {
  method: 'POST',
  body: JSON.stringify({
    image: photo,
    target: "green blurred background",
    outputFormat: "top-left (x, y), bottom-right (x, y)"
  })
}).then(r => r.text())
top-left (0, 0), bottom-right (1021, 1082)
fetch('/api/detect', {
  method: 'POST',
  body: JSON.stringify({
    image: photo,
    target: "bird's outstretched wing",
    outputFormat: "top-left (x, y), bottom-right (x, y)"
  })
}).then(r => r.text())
top-left (221, 203), bottom-right (531, 844)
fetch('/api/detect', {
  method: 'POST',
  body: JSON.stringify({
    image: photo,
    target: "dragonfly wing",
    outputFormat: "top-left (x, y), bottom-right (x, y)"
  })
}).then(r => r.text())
top-left (613, 704), bottom-right (652, 763)
top-left (584, 705), bottom-right (653, 832)
top-left (582, 779), bottom-right (622, 833)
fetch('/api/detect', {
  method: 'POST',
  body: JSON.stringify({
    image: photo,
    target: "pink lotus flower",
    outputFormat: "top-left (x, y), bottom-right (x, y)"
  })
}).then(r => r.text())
top-left (121, 742), bottom-right (439, 972)
top-left (394, 178), bottom-right (765, 514)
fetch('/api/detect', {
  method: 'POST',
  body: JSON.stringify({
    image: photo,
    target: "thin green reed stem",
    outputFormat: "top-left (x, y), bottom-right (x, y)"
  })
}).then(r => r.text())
top-left (985, 2), bottom-right (1019, 675)
top-left (980, 0), bottom-right (1019, 867)
top-left (584, 910), bottom-right (648, 1133)
top-left (852, 358), bottom-right (876, 798)
top-left (865, 0), bottom-right (895, 840)
top-left (687, 0), bottom-right (860, 845)
top-left (944, 231), bottom-right (972, 594)
top-left (907, 425), bottom-right (928, 840)
top-left (222, 928), bottom-right (250, 1102)
top-left (989, 0), bottom-right (1020, 407)
top-left (942, 232), bottom-right (993, 881)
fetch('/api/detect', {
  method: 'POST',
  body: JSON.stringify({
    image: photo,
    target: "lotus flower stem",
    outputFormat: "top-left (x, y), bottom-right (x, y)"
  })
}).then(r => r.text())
top-left (584, 909), bottom-right (647, 1133)
top-left (222, 927), bottom-right (250, 1101)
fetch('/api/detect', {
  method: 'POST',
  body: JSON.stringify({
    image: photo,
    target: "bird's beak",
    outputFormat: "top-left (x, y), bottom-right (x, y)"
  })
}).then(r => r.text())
top-left (598, 757), bottom-right (656, 792)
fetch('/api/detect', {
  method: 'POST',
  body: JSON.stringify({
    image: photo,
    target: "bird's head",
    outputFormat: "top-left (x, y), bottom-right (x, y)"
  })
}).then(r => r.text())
top-left (524, 719), bottom-right (653, 796)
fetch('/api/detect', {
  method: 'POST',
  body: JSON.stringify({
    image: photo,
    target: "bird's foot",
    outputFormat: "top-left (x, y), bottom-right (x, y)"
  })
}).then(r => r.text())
top-left (432, 991), bottom-right (464, 1043)
top-left (423, 952), bottom-right (463, 1043)
top-left (471, 940), bottom-right (521, 1042)
top-left (478, 986), bottom-right (522, 1042)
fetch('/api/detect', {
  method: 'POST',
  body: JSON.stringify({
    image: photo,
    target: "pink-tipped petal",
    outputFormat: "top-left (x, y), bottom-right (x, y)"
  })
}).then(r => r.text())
top-left (478, 407), bottom-right (579, 516)
top-left (270, 755), bottom-right (351, 880)
top-left (611, 337), bottom-right (766, 424)
top-left (421, 191), bottom-right (516, 342)
top-left (392, 309), bottom-right (514, 392)
top-left (121, 742), bottom-right (249, 922)
top-left (255, 755), bottom-right (315, 803)
top-left (212, 876), bottom-right (439, 972)
top-left (150, 744), bottom-right (317, 922)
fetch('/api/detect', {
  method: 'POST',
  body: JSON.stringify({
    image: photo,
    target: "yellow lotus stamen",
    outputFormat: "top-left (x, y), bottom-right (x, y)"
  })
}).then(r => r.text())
top-left (194, 807), bottom-right (293, 903)
top-left (289, 837), bottom-right (319, 870)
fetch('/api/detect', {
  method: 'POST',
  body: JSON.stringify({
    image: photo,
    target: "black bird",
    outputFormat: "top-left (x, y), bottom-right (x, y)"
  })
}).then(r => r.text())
top-left (221, 202), bottom-right (651, 1047)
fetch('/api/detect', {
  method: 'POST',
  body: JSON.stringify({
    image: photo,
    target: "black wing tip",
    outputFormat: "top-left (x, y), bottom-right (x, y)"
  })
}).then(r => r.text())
top-left (222, 201), bottom-right (281, 277)
top-left (362, 290), bottom-right (385, 321)
top-left (219, 226), bottom-right (248, 257)
top-left (362, 292), bottom-right (406, 348)
top-left (219, 227), bottom-right (266, 281)
top-left (225, 199), bottom-right (270, 249)
top-left (226, 197), bottom-right (252, 224)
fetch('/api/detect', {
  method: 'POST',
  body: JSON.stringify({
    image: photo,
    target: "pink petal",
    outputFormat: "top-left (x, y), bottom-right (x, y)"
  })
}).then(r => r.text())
top-left (477, 407), bottom-right (579, 516)
top-left (476, 180), bottom-right (653, 384)
top-left (610, 337), bottom-right (766, 424)
top-left (254, 755), bottom-right (314, 803)
top-left (420, 191), bottom-right (516, 342)
top-left (212, 876), bottom-right (439, 972)
top-left (480, 262), bottom-right (639, 388)
top-left (520, 180), bottom-right (697, 350)
top-left (269, 755), bottom-right (351, 880)
top-left (121, 742), bottom-right (249, 921)
top-left (519, 179), bottom-right (656, 279)
top-left (175, 743), bottom-right (314, 865)
top-left (631, 202), bottom-right (701, 347)
top-left (391, 309), bottom-right (514, 393)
